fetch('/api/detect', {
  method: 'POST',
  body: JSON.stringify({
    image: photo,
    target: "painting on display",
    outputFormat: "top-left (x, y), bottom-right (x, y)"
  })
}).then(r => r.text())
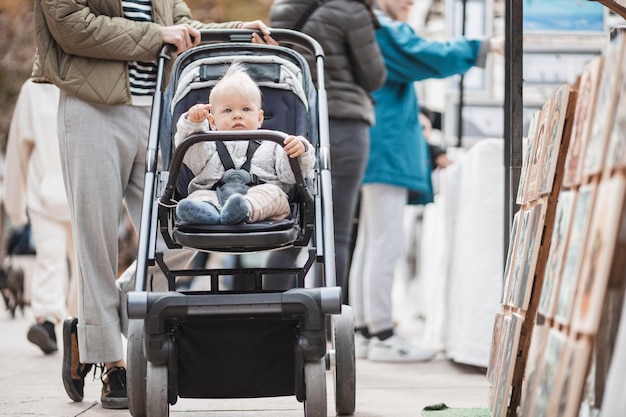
top-left (604, 38), bottom-right (626, 170)
top-left (514, 202), bottom-right (547, 310)
top-left (548, 336), bottom-right (592, 417)
top-left (571, 175), bottom-right (626, 335)
top-left (538, 190), bottom-right (576, 319)
top-left (502, 210), bottom-right (521, 305)
top-left (583, 32), bottom-right (626, 177)
top-left (491, 313), bottom-right (522, 417)
top-left (487, 312), bottom-right (505, 385)
top-left (522, 328), bottom-right (567, 417)
top-left (519, 319), bottom-right (550, 417)
top-left (555, 183), bottom-right (596, 326)
top-left (517, 111), bottom-right (539, 205)
top-left (598, 293), bottom-right (626, 417)
top-left (562, 55), bottom-right (603, 187)
top-left (505, 208), bottom-right (532, 308)
top-left (523, 101), bottom-right (552, 203)
top-left (538, 84), bottom-right (574, 195)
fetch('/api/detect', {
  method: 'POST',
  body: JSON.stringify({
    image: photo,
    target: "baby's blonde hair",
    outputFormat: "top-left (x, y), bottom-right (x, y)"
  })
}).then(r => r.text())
top-left (209, 62), bottom-right (262, 108)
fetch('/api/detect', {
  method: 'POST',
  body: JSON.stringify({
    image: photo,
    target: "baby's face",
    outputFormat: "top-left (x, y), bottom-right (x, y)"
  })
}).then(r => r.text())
top-left (208, 90), bottom-right (263, 131)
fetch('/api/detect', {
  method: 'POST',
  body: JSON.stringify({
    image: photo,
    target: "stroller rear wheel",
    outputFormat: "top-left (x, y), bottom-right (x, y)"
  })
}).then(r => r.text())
top-left (146, 362), bottom-right (169, 417)
top-left (332, 305), bottom-right (356, 415)
top-left (127, 319), bottom-right (147, 417)
top-left (303, 358), bottom-right (327, 417)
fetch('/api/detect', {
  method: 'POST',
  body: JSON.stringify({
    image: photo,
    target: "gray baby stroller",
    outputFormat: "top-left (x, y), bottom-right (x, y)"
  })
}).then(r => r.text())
top-left (125, 29), bottom-right (356, 417)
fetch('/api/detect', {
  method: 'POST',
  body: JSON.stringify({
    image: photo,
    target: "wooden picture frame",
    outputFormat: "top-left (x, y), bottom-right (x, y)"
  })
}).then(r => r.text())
top-left (562, 55), bottom-right (604, 187)
top-left (524, 328), bottom-right (568, 417)
top-left (502, 210), bottom-right (522, 305)
top-left (539, 84), bottom-right (573, 195)
top-left (604, 39), bottom-right (626, 170)
top-left (524, 101), bottom-right (553, 203)
top-left (583, 32), bottom-right (626, 177)
top-left (598, 293), bottom-right (626, 416)
top-left (519, 319), bottom-right (550, 417)
top-left (538, 190), bottom-right (576, 319)
top-left (506, 208), bottom-right (532, 307)
top-left (572, 175), bottom-right (626, 334)
top-left (492, 313), bottom-right (522, 417)
top-left (487, 311), bottom-right (505, 385)
top-left (555, 183), bottom-right (597, 326)
top-left (517, 111), bottom-right (540, 205)
top-left (548, 336), bottom-right (592, 417)
top-left (515, 201), bottom-right (547, 310)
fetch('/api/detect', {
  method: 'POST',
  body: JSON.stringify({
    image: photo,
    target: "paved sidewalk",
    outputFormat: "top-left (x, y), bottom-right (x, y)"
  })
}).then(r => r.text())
top-left (0, 307), bottom-right (490, 417)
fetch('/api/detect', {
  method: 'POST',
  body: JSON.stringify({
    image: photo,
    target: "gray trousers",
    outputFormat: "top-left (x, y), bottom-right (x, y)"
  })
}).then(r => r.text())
top-left (58, 92), bottom-right (192, 363)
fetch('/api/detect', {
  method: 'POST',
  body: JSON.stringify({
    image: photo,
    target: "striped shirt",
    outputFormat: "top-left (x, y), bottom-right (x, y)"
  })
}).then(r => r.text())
top-left (123, 0), bottom-right (157, 99)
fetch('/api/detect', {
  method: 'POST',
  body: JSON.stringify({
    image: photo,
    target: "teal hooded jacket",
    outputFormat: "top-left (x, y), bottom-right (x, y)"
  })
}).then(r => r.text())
top-left (364, 10), bottom-right (488, 204)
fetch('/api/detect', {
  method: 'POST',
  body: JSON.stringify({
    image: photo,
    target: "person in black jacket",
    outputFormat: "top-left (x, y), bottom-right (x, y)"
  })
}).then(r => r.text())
top-left (267, 0), bottom-right (387, 301)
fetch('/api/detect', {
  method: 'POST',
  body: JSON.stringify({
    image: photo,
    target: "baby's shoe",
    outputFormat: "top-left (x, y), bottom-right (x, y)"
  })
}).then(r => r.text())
top-left (220, 193), bottom-right (250, 224)
top-left (176, 199), bottom-right (220, 224)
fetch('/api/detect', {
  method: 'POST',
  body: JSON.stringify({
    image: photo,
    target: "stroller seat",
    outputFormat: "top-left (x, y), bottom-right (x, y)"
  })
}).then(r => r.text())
top-left (173, 217), bottom-right (298, 251)
top-left (158, 47), bottom-right (316, 253)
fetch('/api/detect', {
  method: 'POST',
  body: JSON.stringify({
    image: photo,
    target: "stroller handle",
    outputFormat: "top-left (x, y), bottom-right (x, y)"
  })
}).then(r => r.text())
top-left (160, 28), bottom-right (325, 61)
top-left (160, 130), bottom-right (309, 205)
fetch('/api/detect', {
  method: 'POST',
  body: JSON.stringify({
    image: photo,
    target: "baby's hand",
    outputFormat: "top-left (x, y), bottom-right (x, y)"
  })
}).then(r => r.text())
top-left (187, 103), bottom-right (211, 123)
top-left (284, 135), bottom-right (308, 158)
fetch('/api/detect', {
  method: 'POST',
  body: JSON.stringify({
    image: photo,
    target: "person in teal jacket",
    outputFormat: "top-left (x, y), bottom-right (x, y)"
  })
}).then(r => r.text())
top-left (349, 0), bottom-right (504, 362)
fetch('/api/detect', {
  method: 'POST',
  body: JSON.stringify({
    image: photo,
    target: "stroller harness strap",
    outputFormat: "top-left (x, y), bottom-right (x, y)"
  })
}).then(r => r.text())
top-left (214, 140), bottom-right (264, 189)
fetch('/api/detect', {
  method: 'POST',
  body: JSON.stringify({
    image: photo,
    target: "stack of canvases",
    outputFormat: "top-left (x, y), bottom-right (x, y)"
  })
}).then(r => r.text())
top-left (487, 29), bottom-right (626, 417)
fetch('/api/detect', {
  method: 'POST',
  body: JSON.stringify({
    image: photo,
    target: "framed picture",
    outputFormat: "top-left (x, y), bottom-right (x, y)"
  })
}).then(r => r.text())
top-left (572, 175), bottom-right (626, 334)
top-left (539, 84), bottom-right (575, 195)
top-left (515, 202), bottom-right (547, 310)
top-left (604, 37), bottom-right (626, 170)
top-left (555, 183), bottom-right (597, 326)
top-left (522, 0), bottom-right (607, 34)
top-left (563, 55), bottom-right (604, 187)
top-left (526, 328), bottom-right (567, 417)
top-left (583, 32), bottom-right (626, 177)
top-left (523, 100), bottom-right (553, 203)
top-left (519, 319), bottom-right (550, 417)
top-left (487, 312), bottom-right (505, 385)
top-left (505, 207), bottom-right (532, 308)
top-left (538, 190), bottom-right (576, 319)
top-left (598, 292), bottom-right (626, 417)
top-left (502, 210), bottom-right (521, 304)
top-left (491, 313), bottom-right (522, 417)
top-left (548, 336), bottom-right (592, 417)
top-left (516, 111), bottom-right (540, 205)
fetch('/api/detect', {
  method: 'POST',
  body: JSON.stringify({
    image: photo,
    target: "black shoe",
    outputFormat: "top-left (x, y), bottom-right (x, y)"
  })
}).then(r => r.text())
top-left (101, 366), bottom-right (128, 409)
top-left (27, 320), bottom-right (58, 354)
top-left (62, 317), bottom-right (93, 402)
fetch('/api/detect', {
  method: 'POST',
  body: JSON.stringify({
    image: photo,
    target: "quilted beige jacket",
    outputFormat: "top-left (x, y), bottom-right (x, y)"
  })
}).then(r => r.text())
top-left (32, 0), bottom-right (241, 106)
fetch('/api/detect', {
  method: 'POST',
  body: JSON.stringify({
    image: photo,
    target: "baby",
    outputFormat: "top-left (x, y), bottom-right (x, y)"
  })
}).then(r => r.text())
top-left (175, 62), bottom-right (315, 225)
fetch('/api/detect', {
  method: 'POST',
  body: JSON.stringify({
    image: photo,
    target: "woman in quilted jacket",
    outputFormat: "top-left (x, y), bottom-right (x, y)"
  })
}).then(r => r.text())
top-left (32, 0), bottom-right (274, 409)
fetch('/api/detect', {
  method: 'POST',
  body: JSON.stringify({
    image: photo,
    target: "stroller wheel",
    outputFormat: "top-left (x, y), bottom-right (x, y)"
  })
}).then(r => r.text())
top-left (127, 319), bottom-right (147, 417)
top-left (303, 358), bottom-right (327, 417)
top-left (332, 305), bottom-right (356, 415)
top-left (146, 362), bottom-right (169, 417)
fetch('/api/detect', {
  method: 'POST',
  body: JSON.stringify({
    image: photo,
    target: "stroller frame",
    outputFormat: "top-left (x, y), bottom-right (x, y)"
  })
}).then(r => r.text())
top-left (126, 30), bottom-right (356, 417)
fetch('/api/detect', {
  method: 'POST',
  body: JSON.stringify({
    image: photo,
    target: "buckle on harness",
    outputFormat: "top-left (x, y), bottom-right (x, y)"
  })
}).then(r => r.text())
top-left (221, 168), bottom-right (253, 186)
